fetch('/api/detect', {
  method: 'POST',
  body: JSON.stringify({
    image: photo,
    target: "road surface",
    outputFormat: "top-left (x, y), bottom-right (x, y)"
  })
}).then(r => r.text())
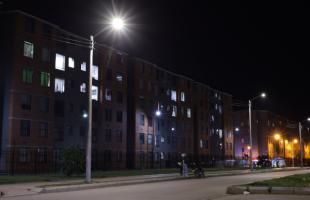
top-left (5, 169), bottom-right (310, 200)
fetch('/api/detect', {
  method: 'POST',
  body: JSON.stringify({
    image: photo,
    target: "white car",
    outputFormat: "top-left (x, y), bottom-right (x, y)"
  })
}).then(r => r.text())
top-left (271, 157), bottom-right (286, 168)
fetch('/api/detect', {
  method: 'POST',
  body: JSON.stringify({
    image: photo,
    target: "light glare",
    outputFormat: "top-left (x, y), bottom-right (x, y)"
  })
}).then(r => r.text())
top-left (111, 17), bottom-right (125, 30)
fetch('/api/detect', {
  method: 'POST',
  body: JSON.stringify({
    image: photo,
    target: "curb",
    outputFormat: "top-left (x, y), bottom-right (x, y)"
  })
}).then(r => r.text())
top-left (227, 186), bottom-right (310, 195)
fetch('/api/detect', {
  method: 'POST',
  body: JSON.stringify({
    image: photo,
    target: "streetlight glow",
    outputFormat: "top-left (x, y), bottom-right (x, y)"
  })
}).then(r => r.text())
top-left (293, 139), bottom-right (298, 144)
top-left (307, 117), bottom-right (310, 122)
top-left (235, 127), bottom-right (240, 132)
top-left (155, 110), bottom-right (161, 117)
top-left (261, 92), bottom-right (267, 98)
top-left (111, 17), bottom-right (125, 30)
top-left (83, 113), bottom-right (88, 118)
top-left (274, 133), bottom-right (281, 141)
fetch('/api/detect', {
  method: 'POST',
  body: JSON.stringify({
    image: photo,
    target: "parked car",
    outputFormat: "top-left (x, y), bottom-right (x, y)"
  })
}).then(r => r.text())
top-left (271, 157), bottom-right (286, 168)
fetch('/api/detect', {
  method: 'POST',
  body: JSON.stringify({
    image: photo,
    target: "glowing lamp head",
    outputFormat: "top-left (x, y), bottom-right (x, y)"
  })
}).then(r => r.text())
top-left (261, 92), bottom-right (267, 98)
top-left (235, 127), bottom-right (240, 132)
top-left (307, 117), bottom-right (310, 122)
top-left (171, 127), bottom-right (175, 131)
top-left (293, 139), bottom-right (298, 144)
top-left (247, 145), bottom-right (251, 150)
top-left (155, 110), bottom-right (161, 117)
top-left (111, 17), bottom-right (125, 30)
top-left (274, 133), bottom-right (281, 141)
top-left (83, 113), bottom-right (88, 118)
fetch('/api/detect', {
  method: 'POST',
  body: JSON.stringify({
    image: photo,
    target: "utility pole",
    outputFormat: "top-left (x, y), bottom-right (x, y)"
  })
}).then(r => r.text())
top-left (248, 100), bottom-right (253, 170)
top-left (298, 122), bottom-right (303, 167)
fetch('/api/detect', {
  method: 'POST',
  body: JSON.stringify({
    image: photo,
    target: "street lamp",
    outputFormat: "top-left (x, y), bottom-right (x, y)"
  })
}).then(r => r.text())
top-left (235, 127), bottom-right (240, 132)
top-left (86, 17), bottom-right (126, 183)
top-left (248, 92), bottom-right (267, 170)
top-left (292, 138), bottom-right (298, 167)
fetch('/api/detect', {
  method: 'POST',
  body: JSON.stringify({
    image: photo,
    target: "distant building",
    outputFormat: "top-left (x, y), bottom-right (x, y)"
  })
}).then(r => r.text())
top-left (0, 10), bottom-right (233, 173)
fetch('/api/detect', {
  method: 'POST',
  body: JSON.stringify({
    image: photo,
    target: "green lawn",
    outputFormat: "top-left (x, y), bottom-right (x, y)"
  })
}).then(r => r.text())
top-left (248, 173), bottom-right (310, 187)
top-left (0, 168), bottom-right (179, 185)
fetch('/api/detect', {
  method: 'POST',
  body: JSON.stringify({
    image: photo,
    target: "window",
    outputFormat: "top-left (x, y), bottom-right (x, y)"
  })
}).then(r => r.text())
top-left (187, 108), bottom-right (191, 118)
top-left (24, 41), bottom-right (34, 58)
top-left (116, 151), bottom-right (122, 162)
top-left (92, 86), bottom-right (98, 101)
top-left (200, 139), bottom-right (203, 148)
top-left (25, 17), bottom-right (35, 33)
top-left (172, 105), bottom-right (177, 117)
top-left (20, 120), bottom-right (31, 136)
top-left (54, 78), bottom-right (65, 93)
top-left (116, 130), bottom-right (122, 143)
top-left (181, 92), bottom-right (185, 102)
top-left (139, 114), bottom-right (145, 126)
top-left (55, 53), bottom-right (65, 71)
top-left (171, 90), bottom-right (177, 101)
top-left (105, 89), bottom-right (112, 101)
top-left (139, 133), bottom-right (145, 144)
top-left (92, 65), bottom-right (99, 80)
top-left (40, 72), bottom-right (50, 87)
top-left (81, 62), bottom-right (87, 71)
top-left (105, 129), bottom-right (112, 142)
top-left (39, 122), bottom-right (48, 137)
top-left (54, 100), bottom-right (65, 117)
top-left (147, 134), bottom-right (153, 145)
top-left (161, 136), bottom-right (165, 143)
top-left (80, 83), bottom-right (86, 93)
top-left (39, 97), bottom-right (49, 112)
top-left (68, 57), bottom-right (75, 68)
top-left (21, 94), bottom-right (31, 110)
top-left (106, 69), bottom-right (112, 80)
top-left (37, 148), bottom-right (47, 163)
top-left (19, 148), bottom-right (30, 163)
top-left (116, 111), bottom-right (123, 122)
top-left (116, 74), bottom-right (123, 82)
top-left (116, 91), bottom-right (123, 103)
top-left (105, 109), bottom-right (112, 121)
top-left (22, 69), bottom-right (33, 84)
top-left (41, 48), bottom-right (50, 62)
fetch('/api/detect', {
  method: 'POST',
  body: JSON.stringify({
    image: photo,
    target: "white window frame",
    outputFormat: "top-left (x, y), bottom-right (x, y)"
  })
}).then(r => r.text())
top-left (54, 78), bottom-right (65, 93)
top-left (187, 108), bottom-right (191, 118)
top-left (55, 53), bottom-right (65, 71)
top-left (171, 90), bottom-right (177, 101)
top-left (80, 83), bottom-right (86, 93)
top-left (92, 86), bottom-right (98, 101)
top-left (105, 88), bottom-right (112, 101)
top-left (68, 57), bottom-right (75, 68)
top-left (181, 92), bottom-right (185, 102)
top-left (172, 105), bottom-right (177, 117)
top-left (24, 41), bottom-right (34, 58)
top-left (81, 62), bottom-right (87, 71)
top-left (92, 65), bottom-right (99, 80)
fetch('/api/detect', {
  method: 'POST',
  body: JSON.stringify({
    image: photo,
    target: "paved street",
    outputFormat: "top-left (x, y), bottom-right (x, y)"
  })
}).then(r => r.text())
top-left (4, 169), bottom-right (310, 200)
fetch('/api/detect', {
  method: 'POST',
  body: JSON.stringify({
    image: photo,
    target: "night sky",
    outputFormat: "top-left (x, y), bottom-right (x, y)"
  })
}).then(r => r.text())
top-left (1, 0), bottom-right (309, 121)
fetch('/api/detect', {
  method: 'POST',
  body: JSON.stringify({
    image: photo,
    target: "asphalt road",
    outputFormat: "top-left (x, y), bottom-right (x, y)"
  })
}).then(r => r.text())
top-left (5, 169), bottom-right (310, 200)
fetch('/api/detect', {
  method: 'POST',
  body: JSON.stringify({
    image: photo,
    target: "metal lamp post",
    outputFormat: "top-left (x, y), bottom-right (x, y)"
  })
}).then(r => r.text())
top-left (85, 17), bottom-right (126, 183)
top-left (248, 92), bottom-right (266, 170)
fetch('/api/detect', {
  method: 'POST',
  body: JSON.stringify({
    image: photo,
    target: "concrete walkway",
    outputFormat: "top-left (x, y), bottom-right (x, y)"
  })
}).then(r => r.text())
top-left (0, 167), bottom-right (306, 198)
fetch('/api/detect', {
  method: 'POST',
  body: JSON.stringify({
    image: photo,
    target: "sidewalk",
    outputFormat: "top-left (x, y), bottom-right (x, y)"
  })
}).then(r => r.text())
top-left (0, 167), bottom-right (307, 198)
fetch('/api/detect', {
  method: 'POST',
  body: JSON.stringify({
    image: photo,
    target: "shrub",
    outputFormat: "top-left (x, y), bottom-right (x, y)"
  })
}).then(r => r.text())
top-left (62, 147), bottom-right (85, 176)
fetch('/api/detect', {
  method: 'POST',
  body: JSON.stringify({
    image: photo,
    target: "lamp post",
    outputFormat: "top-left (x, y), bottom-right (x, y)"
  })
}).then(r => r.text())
top-left (248, 92), bottom-right (266, 170)
top-left (85, 17), bottom-right (126, 183)
top-left (298, 118), bottom-right (310, 168)
top-left (292, 139), bottom-right (298, 167)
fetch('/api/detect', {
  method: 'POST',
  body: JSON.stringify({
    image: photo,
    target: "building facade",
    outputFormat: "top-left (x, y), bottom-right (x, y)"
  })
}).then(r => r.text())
top-left (0, 11), bottom-right (233, 173)
top-left (233, 110), bottom-right (310, 165)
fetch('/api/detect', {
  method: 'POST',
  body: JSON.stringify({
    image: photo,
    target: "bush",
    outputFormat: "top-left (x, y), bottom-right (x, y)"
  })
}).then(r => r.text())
top-left (62, 147), bottom-right (85, 176)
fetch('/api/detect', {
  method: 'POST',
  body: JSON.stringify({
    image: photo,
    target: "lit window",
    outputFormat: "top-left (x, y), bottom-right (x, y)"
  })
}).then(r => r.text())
top-left (160, 152), bottom-right (164, 159)
top-left (161, 136), bottom-right (165, 143)
top-left (81, 62), bottom-right (86, 71)
top-left (40, 72), bottom-right (50, 87)
top-left (80, 83), bottom-right (86, 93)
top-left (54, 78), bottom-right (65, 93)
top-left (181, 92), bottom-right (185, 102)
top-left (22, 69), bottom-right (33, 84)
top-left (23, 41), bottom-right (34, 58)
top-left (92, 65), bottom-right (99, 80)
top-left (187, 108), bottom-right (191, 118)
top-left (200, 139), bottom-right (203, 148)
top-left (171, 90), bottom-right (177, 101)
top-left (116, 74), bottom-right (123, 82)
top-left (92, 86), bottom-right (98, 101)
top-left (172, 105), bottom-right (177, 117)
top-left (219, 129), bottom-right (223, 138)
top-left (68, 57), bottom-right (75, 68)
top-left (140, 114), bottom-right (145, 126)
top-left (55, 53), bottom-right (65, 71)
top-left (105, 89), bottom-right (112, 101)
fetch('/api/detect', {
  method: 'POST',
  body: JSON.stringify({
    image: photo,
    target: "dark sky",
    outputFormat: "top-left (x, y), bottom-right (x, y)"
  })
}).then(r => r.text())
top-left (2, 0), bottom-right (309, 121)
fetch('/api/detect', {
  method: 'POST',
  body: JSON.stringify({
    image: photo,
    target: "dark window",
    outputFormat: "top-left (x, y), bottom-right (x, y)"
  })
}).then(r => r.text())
top-left (139, 114), bottom-right (145, 126)
top-left (105, 129), bottom-right (112, 142)
top-left (55, 127), bottom-right (64, 141)
top-left (139, 133), bottom-right (145, 144)
top-left (116, 111), bottom-right (123, 122)
top-left (67, 79), bottom-right (74, 89)
top-left (148, 117), bottom-right (153, 127)
top-left (40, 72), bottom-right (50, 87)
top-left (39, 122), bottom-right (48, 137)
top-left (147, 134), bottom-right (153, 145)
top-left (39, 97), bottom-right (49, 112)
top-left (38, 148), bottom-right (47, 163)
top-left (80, 104), bottom-right (86, 115)
top-left (105, 109), bottom-right (112, 121)
top-left (104, 150), bottom-right (112, 162)
top-left (43, 24), bottom-right (52, 35)
top-left (20, 120), bottom-right (31, 136)
top-left (116, 91), bottom-right (123, 103)
top-left (21, 94), bottom-right (31, 110)
top-left (68, 103), bottom-right (74, 112)
top-left (106, 68), bottom-right (112, 80)
top-left (67, 125), bottom-right (73, 135)
top-left (19, 148), bottom-right (30, 163)
top-left (80, 126), bottom-right (86, 136)
top-left (116, 130), bottom-right (122, 143)
top-left (54, 100), bottom-right (65, 117)
top-left (116, 151), bottom-right (122, 162)
top-left (22, 69), bottom-right (33, 84)
top-left (24, 17), bottom-right (35, 33)
top-left (41, 48), bottom-right (50, 62)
